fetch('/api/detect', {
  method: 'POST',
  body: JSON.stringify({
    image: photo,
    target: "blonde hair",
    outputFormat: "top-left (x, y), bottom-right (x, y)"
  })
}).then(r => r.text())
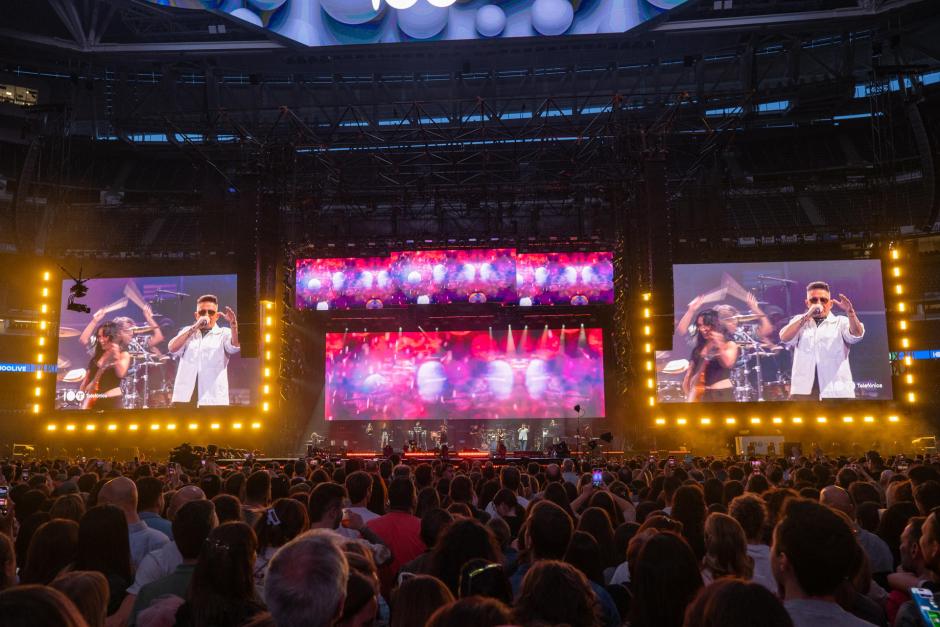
top-left (702, 513), bottom-right (753, 581)
top-left (50, 570), bottom-right (109, 627)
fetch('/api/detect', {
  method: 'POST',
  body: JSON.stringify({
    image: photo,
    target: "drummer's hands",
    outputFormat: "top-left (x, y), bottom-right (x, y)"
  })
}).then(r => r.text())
top-left (745, 292), bottom-right (763, 313)
top-left (141, 303), bottom-right (156, 322)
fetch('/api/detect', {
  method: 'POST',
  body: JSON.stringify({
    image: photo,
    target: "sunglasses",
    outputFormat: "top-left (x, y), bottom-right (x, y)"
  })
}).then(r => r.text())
top-left (197, 309), bottom-right (219, 317)
top-left (808, 297), bottom-right (829, 304)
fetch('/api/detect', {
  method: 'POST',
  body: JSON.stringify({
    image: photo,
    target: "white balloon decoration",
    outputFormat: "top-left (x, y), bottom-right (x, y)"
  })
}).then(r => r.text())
top-left (530, 0), bottom-right (574, 36)
top-left (229, 7), bottom-right (263, 26)
top-left (475, 4), bottom-right (506, 37)
top-left (320, 0), bottom-right (381, 24)
top-left (397, 0), bottom-right (449, 39)
top-left (246, 0), bottom-right (286, 11)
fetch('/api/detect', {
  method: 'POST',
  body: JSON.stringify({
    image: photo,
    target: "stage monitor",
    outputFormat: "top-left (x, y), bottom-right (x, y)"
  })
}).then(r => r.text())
top-left (324, 327), bottom-right (605, 421)
top-left (657, 259), bottom-right (892, 403)
top-left (55, 274), bottom-right (259, 410)
top-left (295, 248), bottom-right (614, 309)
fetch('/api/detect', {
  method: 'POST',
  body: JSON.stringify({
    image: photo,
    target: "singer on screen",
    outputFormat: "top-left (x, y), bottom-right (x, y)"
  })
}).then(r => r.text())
top-left (168, 294), bottom-right (239, 407)
top-left (779, 281), bottom-right (864, 399)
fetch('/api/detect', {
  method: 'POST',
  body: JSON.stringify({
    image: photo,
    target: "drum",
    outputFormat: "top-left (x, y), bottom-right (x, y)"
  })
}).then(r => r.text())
top-left (657, 381), bottom-right (685, 402)
top-left (762, 380), bottom-right (790, 401)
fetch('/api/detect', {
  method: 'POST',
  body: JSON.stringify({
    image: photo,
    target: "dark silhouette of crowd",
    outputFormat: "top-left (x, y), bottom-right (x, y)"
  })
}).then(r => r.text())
top-left (1, 448), bottom-right (939, 627)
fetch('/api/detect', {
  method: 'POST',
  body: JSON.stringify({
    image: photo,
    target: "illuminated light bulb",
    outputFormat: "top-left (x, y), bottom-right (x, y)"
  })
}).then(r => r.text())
top-left (772, 417), bottom-right (783, 424)
top-left (725, 417), bottom-right (736, 425)
top-left (842, 416), bottom-right (853, 423)
top-left (107, 424), bottom-right (117, 431)
top-left (863, 416), bottom-right (874, 423)
top-left (700, 418), bottom-right (711, 425)
top-left (86, 424), bottom-right (96, 431)
top-left (889, 415), bottom-right (900, 422)
top-left (251, 422), bottom-right (262, 429)
top-left (647, 397), bottom-right (655, 407)
top-left (654, 418), bottom-right (666, 425)
top-left (233, 423), bottom-right (243, 430)
top-left (792, 417), bottom-right (803, 424)
top-left (816, 416), bottom-right (827, 424)
top-left (188, 423), bottom-right (199, 430)
top-left (676, 418), bottom-right (687, 425)
top-left (43, 271), bottom-right (50, 281)
top-left (167, 424), bottom-right (176, 430)
top-left (129, 424), bottom-right (139, 431)
top-left (32, 404), bottom-right (40, 414)
top-left (891, 249), bottom-right (900, 260)
top-left (750, 417), bottom-right (761, 425)
top-left (65, 424), bottom-right (76, 431)
top-left (46, 424), bottom-right (56, 431)
top-left (210, 423), bottom-right (221, 430)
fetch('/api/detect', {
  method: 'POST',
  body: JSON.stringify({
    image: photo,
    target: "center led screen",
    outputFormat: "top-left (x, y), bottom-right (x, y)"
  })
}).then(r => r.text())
top-left (325, 328), bottom-right (605, 421)
top-left (296, 249), bottom-right (614, 309)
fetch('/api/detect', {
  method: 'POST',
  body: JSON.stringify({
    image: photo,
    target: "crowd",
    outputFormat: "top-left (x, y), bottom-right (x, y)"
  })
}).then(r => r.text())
top-left (1, 448), bottom-right (940, 627)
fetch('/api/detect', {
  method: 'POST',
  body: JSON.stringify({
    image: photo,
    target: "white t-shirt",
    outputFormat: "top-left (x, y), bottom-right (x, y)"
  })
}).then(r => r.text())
top-left (128, 541), bottom-right (183, 595)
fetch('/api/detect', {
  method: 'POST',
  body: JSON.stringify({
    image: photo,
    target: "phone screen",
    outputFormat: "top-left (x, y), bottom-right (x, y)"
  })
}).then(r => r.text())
top-left (912, 588), bottom-right (940, 626)
top-left (592, 470), bottom-right (603, 488)
top-left (0, 486), bottom-right (8, 514)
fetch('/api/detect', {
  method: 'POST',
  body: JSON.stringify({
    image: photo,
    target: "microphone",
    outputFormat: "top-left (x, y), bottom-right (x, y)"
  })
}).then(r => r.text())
top-left (809, 304), bottom-right (823, 317)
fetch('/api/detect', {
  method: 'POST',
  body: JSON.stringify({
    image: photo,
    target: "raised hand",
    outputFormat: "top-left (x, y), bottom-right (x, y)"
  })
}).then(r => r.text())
top-left (833, 293), bottom-right (855, 315)
top-left (222, 306), bottom-right (237, 325)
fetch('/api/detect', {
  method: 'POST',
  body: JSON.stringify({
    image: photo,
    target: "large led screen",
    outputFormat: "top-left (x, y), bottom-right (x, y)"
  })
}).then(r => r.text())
top-left (295, 248), bottom-right (614, 309)
top-left (56, 274), bottom-right (258, 410)
top-left (145, 1), bottom-right (689, 49)
top-left (656, 260), bottom-right (892, 403)
top-left (325, 328), bottom-right (605, 421)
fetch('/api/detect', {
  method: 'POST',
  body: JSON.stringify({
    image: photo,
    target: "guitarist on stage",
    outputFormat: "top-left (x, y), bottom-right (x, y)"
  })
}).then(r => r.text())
top-left (682, 309), bottom-right (740, 402)
top-left (79, 321), bottom-right (131, 410)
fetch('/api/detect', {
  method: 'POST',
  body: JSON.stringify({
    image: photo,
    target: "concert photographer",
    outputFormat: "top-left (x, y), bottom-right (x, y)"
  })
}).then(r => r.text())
top-left (168, 295), bottom-right (239, 408)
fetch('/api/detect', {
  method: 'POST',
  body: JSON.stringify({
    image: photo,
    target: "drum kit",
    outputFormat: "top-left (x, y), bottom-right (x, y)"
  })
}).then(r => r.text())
top-left (658, 312), bottom-right (792, 403)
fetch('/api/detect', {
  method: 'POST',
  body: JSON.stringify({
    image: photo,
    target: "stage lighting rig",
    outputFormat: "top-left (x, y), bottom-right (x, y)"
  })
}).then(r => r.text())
top-left (60, 265), bottom-right (100, 314)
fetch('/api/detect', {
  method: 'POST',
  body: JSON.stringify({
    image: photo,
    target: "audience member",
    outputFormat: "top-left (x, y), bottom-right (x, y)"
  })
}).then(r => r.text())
top-left (98, 477), bottom-right (169, 570)
top-left (515, 560), bottom-right (601, 627)
top-left (75, 504), bottom-right (133, 616)
top-left (772, 499), bottom-right (875, 627)
top-left (20, 519), bottom-right (79, 585)
top-left (0, 584), bottom-right (88, 627)
top-left (264, 529), bottom-right (349, 627)
top-left (683, 578), bottom-right (794, 627)
top-left (50, 571), bottom-right (110, 627)
top-left (390, 574), bottom-right (454, 627)
top-left (701, 513), bottom-right (754, 584)
top-left (426, 595), bottom-right (513, 627)
top-left (629, 531), bottom-right (703, 627)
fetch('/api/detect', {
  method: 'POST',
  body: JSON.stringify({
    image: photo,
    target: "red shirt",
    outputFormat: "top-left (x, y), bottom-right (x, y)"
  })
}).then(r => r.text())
top-left (367, 511), bottom-right (425, 596)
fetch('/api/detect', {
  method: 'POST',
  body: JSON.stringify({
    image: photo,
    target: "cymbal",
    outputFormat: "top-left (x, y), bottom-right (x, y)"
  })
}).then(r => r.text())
top-left (661, 359), bottom-right (690, 374)
top-left (129, 325), bottom-right (159, 334)
top-left (62, 368), bottom-right (87, 383)
top-left (58, 326), bottom-right (80, 338)
top-left (728, 314), bottom-right (767, 322)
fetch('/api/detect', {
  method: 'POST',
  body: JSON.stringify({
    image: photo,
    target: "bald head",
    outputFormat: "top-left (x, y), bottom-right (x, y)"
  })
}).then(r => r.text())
top-left (168, 485), bottom-right (206, 521)
top-left (820, 485), bottom-right (855, 518)
top-left (99, 476), bottom-right (139, 521)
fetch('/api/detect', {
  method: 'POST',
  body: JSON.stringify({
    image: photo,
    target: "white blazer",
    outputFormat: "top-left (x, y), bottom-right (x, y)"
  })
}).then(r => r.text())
top-left (783, 312), bottom-right (864, 398)
top-left (170, 325), bottom-right (239, 405)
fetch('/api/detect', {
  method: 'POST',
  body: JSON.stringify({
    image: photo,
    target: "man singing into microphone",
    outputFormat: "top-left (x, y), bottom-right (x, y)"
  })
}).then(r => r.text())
top-left (779, 281), bottom-right (864, 400)
top-left (168, 294), bottom-right (239, 407)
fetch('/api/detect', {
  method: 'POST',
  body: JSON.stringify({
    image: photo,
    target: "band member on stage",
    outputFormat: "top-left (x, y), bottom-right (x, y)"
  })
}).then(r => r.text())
top-left (80, 322), bottom-right (131, 410)
top-left (676, 293), bottom-right (772, 345)
top-left (517, 424), bottom-right (529, 451)
top-left (168, 294), bottom-right (239, 407)
top-left (779, 281), bottom-right (864, 399)
top-left (79, 304), bottom-right (164, 355)
top-left (682, 309), bottom-right (740, 402)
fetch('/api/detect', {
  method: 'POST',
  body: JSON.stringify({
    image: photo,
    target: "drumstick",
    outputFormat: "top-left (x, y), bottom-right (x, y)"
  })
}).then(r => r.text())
top-left (99, 297), bottom-right (129, 315)
top-left (123, 282), bottom-right (148, 310)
